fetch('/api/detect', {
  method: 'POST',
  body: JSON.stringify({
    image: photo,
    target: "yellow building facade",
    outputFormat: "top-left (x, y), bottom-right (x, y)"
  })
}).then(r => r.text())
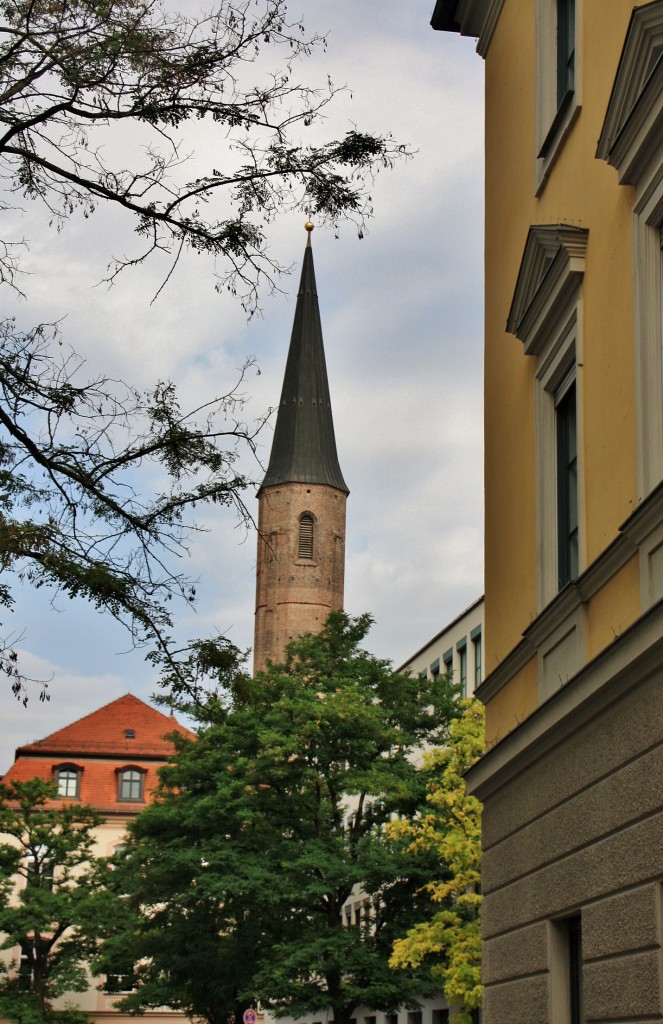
top-left (434, 1), bottom-right (663, 1021)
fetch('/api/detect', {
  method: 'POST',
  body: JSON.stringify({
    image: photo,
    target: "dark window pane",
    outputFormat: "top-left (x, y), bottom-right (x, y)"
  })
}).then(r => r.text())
top-left (568, 914), bottom-right (583, 1024)
top-left (556, 379), bottom-right (578, 588)
top-left (557, 0), bottom-right (575, 106)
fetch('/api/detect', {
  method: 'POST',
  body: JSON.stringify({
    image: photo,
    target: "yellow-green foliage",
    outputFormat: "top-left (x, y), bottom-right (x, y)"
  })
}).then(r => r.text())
top-left (388, 700), bottom-right (484, 1024)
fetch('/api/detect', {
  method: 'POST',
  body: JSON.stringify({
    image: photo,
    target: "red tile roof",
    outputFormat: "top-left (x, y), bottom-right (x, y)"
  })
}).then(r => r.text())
top-left (13, 693), bottom-right (194, 758)
top-left (2, 694), bottom-right (195, 813)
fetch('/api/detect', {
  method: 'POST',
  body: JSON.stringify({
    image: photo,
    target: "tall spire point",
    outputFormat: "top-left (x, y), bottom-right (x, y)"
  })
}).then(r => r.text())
top-left (305, 219), bottom-right (314, 246)
top-left (258, 229), bottom-right (347, 495)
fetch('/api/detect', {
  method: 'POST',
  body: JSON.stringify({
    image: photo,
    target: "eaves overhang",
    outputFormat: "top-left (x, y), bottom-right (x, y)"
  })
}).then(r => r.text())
top-left (431, 0), bottom-right (505, 58)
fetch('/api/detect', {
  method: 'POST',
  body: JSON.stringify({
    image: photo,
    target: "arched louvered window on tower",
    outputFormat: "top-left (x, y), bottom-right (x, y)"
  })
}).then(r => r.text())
top-left (298, 512), bottom-right (315, 560)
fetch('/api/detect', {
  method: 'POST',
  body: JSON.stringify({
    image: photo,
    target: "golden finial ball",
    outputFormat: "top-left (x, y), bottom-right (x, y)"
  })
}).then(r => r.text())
top-left (305, 220), bottom-right (314, 233)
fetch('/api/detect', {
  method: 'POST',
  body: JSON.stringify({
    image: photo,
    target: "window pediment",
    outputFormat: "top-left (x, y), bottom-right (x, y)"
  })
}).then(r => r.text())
top-left (507, 225), bottom-right (588, 355)
top-left (597, 0), bottom-right (663, 182)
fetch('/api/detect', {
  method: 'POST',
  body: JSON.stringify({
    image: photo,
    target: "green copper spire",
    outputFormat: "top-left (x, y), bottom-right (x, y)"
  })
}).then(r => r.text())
top-left (259, 228), bottom-right (348, 494)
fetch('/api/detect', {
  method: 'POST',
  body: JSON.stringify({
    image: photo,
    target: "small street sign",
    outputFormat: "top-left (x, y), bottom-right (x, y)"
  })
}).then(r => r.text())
top-left (243, 1010), bottom-right (257, 1024)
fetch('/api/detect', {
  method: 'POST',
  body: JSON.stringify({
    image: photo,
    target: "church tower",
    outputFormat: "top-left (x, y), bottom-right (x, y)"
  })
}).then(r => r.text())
top-left (253, 224), bottom-right (348, 673)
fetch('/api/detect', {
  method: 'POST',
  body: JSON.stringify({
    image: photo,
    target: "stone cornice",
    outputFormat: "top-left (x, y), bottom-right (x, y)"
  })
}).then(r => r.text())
top-left (467, 597), bottom-right (663, 801)
top-left (431, 0), bottom-right (505, 58)
top-left (475, 482), bottom-right (663, 706)
top-left (620, 474), bottom-right (663, 545)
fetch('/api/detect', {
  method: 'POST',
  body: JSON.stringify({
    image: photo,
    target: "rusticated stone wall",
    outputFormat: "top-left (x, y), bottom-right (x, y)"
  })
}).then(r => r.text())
top-left (480, 662), bottom-right (663, 1023)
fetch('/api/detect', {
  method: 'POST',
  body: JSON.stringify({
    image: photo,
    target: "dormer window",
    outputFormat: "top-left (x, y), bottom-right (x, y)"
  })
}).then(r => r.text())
top-left (124, 729), bottom-right (135, 739)
top-left (53, 763), bottom-right (81, 798)
top-left (298, 512), bottom-right (315, 560)
top-left (116, 766), bottom-right (146, 802)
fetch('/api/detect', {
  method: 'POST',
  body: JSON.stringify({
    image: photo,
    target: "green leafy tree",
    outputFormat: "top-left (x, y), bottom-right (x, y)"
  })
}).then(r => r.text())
top-left (0, 778), bottom-right (112, 1023)
top-left (389, 700), bottom-right (484, 1024)
top-left (100, 612), bottom-right (461, 1024)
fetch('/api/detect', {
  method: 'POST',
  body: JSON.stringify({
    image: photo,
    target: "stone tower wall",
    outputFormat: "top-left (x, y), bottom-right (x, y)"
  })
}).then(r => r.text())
top-left (253, 482), bottom-right (346, 673)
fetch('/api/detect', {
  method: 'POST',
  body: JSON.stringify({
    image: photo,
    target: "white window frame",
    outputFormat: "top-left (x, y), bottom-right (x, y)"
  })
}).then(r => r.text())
top-left (631, 162), bottom-right (663, 499)
top-left (471, 626), bottom-right (482, 690)
top-left (456, 637), bottom-right (468, 698)
top-left (596, 1), bottom-right (663, 498)
top-left (535, 0), bottom-right (582, 194)
top-left (54, 763), bottom-right (81, 798)
top-left (536, 314), bottom-right (582, 608)
top-left (507, 224), bottom-right (588, 611)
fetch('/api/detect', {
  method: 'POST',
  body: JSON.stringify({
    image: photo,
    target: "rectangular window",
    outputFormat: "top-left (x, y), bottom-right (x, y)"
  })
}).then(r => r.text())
top-left (556, 0), bottom-right (575, 107)
top-left (407, 1013), bottom-right (422, 1024)
top-left (118, 768), bottom-right (145, 802)
top-left (457, 639), bottom-right (467, 698)
top-left (430, 658), bottom-right (440, 680)
top-left (536, 0), bottom-right (581, 191)
top-left (556, 373), bottom-right (578, 589)
top-left (471, 627), bottom-right (482, 690)
top-left (567, 915), bottom-right (583, 1024)
top-left (432, 1012), bottom-right (449, 1024)
top-left (56, 767), bottom-right (80, 798)
top-left (551, 914), bottom-right (583, 1024)
top-left (298, 513), bottom-right (314, 560)
top-left (18, 940), bottom-right (33, 991)
top-left (104, 966), bottom-right (136, 994)
top-left (443, 648), bottom-right (453, 678)
top-left (26, 847), bottom-right (54, 890)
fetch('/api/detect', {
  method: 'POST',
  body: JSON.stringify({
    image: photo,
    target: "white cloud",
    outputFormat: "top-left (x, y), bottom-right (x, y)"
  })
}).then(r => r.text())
top-left (0, 652), bottom-right (132, 773)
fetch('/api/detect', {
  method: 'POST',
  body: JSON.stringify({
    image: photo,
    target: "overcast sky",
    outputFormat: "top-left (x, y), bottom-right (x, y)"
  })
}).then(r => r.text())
top-left (0, 0), bottom-right (484, 771)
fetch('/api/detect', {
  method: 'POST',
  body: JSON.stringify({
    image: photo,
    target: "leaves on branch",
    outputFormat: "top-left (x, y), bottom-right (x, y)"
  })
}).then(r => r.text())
top-left (0, 0), bottom-right (410, 309)
top-left (0, 317), bottom-right (261, 700)
top-left (388, 701), bottom-right (484, 1024)
top-left (99, 613), bottom-right (463, 1024)
top-left (0, 0), bottom-right (410, 700)
top-left (0, 779), bottom-right (112, 1023)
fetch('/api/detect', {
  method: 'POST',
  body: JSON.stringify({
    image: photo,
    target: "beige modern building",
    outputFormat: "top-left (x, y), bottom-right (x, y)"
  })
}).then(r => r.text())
top-left (398, 596), bottom-right (484, 698)
top-left (433, 1), bottom-right (663, 1022)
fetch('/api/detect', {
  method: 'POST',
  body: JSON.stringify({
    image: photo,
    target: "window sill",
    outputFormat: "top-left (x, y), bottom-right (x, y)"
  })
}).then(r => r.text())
top-left (536, 94), bottom-right (581, 195)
